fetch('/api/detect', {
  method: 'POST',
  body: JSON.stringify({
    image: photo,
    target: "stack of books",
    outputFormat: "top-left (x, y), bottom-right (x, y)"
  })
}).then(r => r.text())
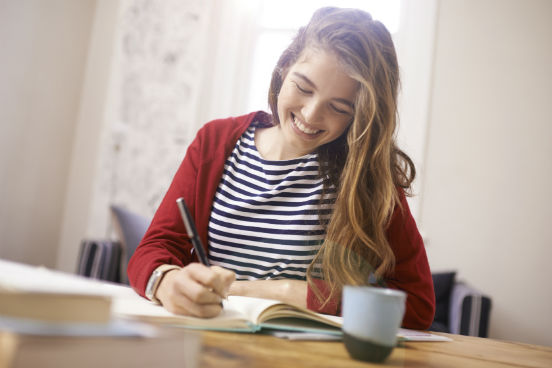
top-left (0, 259), bottom-right (200, 368)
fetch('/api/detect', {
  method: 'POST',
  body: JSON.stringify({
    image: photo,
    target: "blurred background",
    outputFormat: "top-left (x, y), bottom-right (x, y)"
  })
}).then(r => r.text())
top-left (0, 0), bottom-right (550, 346)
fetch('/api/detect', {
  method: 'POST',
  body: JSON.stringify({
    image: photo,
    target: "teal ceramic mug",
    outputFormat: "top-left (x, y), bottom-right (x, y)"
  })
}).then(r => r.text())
top-left (342, 286), bottom-right (406, 362)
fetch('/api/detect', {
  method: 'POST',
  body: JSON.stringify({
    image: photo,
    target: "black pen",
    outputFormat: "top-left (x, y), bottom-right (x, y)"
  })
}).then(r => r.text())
top-left (176, 197), bottom-right (210, 266)
top-left (176, 197), bottom-right (225, 308)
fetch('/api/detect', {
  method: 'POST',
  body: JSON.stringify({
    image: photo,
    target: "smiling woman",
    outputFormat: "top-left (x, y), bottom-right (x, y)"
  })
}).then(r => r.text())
top-left (128, 6), bottom-right (436, 331)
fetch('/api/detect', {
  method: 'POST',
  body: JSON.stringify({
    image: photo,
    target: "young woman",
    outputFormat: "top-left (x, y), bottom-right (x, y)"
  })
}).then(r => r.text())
top-left (128, 7), bottom-right (435, 330)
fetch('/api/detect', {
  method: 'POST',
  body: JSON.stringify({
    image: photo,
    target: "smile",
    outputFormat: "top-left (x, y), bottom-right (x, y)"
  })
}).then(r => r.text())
top-left (292, 114), bottom-right (322, 135)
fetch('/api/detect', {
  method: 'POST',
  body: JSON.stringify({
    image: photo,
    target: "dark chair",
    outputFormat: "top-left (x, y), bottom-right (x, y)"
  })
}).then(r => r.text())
top-left (76, 239), bottom-right (122, 283)
top-left (431, 271), bottom-right (492, 337)
top-left (76, 205), bottom-right (150, 284)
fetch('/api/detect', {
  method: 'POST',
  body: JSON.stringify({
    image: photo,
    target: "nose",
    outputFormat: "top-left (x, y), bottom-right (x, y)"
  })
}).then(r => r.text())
top-left (301, 99), bottom-right (324, 125)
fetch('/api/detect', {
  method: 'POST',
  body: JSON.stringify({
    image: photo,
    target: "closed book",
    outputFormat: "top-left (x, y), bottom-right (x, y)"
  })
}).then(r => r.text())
top-left (0, 290), bottom-right (111, 324)
top-left (0, 260), bottom-right (112, 324)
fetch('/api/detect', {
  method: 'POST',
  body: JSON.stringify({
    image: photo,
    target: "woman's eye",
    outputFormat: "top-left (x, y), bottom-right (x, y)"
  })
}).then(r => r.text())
top-left (293, 82), bottom-right (311, 94)
top-left (331, 104), bottom-right (351, 115)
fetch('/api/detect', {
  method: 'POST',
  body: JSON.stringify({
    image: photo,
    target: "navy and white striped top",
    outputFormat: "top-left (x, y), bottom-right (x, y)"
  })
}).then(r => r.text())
top-left (207, 122), bottom-right (336, 280)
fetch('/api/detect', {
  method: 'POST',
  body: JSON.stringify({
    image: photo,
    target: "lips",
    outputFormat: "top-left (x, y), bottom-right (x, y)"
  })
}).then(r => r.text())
top-left (291, 113), bottom-right (322, 136)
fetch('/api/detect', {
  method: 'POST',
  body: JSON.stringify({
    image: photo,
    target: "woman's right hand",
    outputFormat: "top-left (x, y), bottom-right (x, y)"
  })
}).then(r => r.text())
top-left (155, 263), bottom-right (235, 318)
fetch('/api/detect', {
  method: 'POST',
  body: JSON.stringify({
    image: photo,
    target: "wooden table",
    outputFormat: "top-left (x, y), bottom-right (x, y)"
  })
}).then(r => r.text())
top-left (199, 330), bottom-right (552, 368)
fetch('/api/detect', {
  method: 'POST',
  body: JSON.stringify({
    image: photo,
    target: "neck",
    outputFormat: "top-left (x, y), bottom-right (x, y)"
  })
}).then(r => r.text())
top-left (255, 125), bottom-right (309, 160)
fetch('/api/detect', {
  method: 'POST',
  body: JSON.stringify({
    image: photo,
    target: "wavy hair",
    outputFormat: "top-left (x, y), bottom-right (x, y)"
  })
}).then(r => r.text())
top-left (267, 7), bottom-right (416, 305)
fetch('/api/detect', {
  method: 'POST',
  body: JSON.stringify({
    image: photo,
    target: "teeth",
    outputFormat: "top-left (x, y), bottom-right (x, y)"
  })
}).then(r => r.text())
top-left (293, 116), bottom-right (320, 135)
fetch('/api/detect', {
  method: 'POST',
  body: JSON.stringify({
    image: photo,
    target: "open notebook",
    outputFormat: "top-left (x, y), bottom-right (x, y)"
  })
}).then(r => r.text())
top-left (113, 294), bottom-right (451, 341)
top-left (114, 295), bottom-right (343, 334)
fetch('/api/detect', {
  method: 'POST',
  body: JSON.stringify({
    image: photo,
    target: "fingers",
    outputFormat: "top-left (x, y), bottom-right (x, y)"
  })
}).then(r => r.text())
top-left (156, 263), bottom-right (235, 318)
top-left (163, 290), bottom-right (222, 318)
top-left (179, 271), bottom-right (224, 303)
top-left (202, 265), bottom-right (235, 298)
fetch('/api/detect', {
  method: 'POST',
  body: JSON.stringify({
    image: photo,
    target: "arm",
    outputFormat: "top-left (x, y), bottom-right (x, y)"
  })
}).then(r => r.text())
top-left (127, 130), bottom-right (235, 318)
top-left (127, 114), bottom-right (259, 316)
top-left (127, 134), bottom-right (201, 297)
top-left (128, 116), bottom-right (244, 297)
top-left (385, 191), bottom-right (435, 330)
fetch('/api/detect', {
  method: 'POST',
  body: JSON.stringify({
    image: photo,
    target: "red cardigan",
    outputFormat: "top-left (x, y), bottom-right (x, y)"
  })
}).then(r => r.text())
top-left (127, 111), bottom-right (435, 329)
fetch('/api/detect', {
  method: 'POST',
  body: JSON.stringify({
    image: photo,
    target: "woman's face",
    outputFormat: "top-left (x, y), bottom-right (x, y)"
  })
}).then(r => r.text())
top-left (277, 47), bottom-right (358, 157)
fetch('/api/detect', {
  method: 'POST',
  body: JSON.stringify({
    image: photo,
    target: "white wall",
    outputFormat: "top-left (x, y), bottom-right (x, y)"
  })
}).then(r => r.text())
top-left (56, 0), bottom-right (122, 272)
top-left (421, 0), bottom-right (552, 346)
top-left (57, 0), bottom-right (215, 272)
top-left (394, 0), bottom-right (438, 219)
top-left (0, 0), bottom-right (96, 268)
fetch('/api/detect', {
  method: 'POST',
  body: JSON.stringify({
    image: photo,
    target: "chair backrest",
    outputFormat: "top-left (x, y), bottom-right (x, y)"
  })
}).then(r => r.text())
top-left (110, 205), bottom-right (151, 264)
top-left (431, 271), bottom-right (456, 331)
top-left (110, 205), bottom-right (151, 283)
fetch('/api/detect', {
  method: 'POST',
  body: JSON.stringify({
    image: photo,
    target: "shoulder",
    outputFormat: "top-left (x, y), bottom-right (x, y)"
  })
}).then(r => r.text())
top-left (389, 188), bottom-right (410, 223)
top-left (189, 111), bottom-right (272, 161)
top-left (199, 111), bottom-right (273, 138)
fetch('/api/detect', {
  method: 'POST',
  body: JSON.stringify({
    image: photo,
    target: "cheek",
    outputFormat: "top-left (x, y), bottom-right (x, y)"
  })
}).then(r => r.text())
top-left (277, 84), bottom-right (294, 106)
top-left (277, 87), bottom-right (295, 116)
top-left (333, 120), bottom-right (352, 137)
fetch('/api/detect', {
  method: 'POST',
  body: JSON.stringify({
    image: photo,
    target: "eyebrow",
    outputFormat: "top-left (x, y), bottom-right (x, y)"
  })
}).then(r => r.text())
top-left (292, 72), bottom-right (355, 109)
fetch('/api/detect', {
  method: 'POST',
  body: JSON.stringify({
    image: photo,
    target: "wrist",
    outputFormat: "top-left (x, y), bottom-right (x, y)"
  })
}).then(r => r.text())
top-left (145, 264), bottom-right (181, 303)
top-left (155, 268), bottom-right (180, 304)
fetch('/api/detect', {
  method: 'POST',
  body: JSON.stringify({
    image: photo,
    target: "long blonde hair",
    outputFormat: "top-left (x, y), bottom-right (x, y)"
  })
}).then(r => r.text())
top-left (268, 7), bottom-right (415, 305)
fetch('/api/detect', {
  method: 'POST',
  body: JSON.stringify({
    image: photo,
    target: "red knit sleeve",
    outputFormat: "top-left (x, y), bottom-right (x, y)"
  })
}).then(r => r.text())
top-left (385, 191), bottom-right (435, 330)
top-left (127, 130), bottom-right (202, 297)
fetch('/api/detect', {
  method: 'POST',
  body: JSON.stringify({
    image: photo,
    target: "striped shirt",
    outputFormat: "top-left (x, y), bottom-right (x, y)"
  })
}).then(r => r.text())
top-left (207, 122), bottom-right (335, 280)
